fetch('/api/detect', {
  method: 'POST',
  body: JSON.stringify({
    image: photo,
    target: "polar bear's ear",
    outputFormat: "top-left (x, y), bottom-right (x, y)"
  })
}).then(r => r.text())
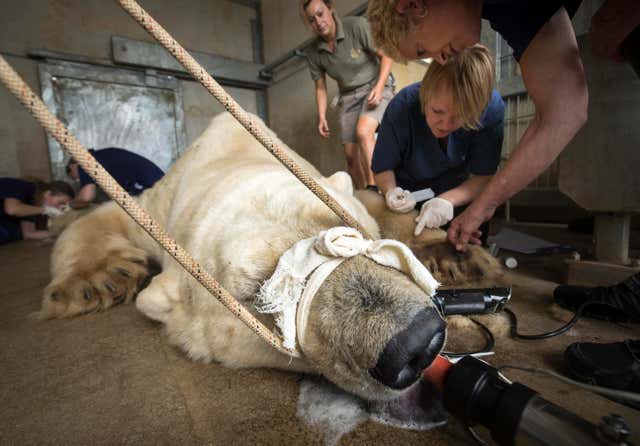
top-left (326, 171), bottom-right (354, 196)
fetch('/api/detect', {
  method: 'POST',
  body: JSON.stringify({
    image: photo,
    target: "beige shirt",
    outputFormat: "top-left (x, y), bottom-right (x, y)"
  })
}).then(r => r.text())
top-left (305, 15), bottom-right (382, 93)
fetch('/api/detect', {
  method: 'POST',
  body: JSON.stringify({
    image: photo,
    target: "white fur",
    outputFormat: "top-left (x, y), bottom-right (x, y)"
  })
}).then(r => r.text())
top-left (128, 113), bottom-right (379, 371)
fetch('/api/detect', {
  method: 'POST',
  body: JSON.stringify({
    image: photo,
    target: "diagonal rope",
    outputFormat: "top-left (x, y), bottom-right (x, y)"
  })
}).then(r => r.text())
top-left (115, 0), bottom-right (373, 240)
top-left (0, 55), bottom-right (301, 358)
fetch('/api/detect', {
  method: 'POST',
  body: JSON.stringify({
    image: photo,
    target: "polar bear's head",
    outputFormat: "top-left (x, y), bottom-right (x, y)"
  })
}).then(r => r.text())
top-left (301, 255), bottom-right (445, 401)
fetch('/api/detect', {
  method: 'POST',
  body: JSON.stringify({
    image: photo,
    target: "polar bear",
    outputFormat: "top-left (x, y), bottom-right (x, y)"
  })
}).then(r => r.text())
top-left (39, 113), bottom-right (501, 401)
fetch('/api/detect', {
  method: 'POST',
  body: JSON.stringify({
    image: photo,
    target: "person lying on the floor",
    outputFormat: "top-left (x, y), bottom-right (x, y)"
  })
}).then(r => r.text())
top-left (66, 147), bottom-right (164, 207)
top-left (555, 274), bottom-right (640, 410)
top-left (372, 44), bottom-right (503, 245)
top-left (0, 177), bottom-right (75, 244)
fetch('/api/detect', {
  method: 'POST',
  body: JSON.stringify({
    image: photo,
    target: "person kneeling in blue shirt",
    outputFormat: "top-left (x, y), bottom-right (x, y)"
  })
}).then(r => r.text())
top-left (372, 44), bottom-right (504, 243)
top-left (66, 147), bottom-right (164, 207)
top-left (0, 178), bottom-right (74, 244)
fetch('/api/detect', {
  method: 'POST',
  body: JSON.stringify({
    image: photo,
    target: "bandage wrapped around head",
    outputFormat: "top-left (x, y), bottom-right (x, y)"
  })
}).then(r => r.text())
top-left (255, 227), bottom-right (440, 352)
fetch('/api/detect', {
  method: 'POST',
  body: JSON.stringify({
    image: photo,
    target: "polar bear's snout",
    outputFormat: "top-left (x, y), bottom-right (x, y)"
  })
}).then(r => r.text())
top-left (369, 308), bottom-right (446, 390)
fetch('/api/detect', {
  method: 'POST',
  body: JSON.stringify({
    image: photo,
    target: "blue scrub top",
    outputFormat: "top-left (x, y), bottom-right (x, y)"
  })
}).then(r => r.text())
top-left (0, 178), bottom-right (36, 219)
top-left (482, 0), bottom-right (582, 61)
top-left (79, 148), bottom-right (164, 196)
top-left (372, 83), bottom-right (505, 194)
top-left (0, 178), bottom-right (38, 243)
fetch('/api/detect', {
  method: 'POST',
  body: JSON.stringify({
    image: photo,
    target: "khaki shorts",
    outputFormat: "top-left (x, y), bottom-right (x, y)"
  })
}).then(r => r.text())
top-left (338, 80), bottom-right (395, 145)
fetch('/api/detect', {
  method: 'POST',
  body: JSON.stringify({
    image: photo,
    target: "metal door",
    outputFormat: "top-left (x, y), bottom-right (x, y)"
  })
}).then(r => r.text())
top-left (40, 60), bottom-right (186, 180)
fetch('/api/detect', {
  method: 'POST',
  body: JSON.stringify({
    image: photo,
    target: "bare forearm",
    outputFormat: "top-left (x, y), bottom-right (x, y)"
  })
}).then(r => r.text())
top-left (374, 170), bottom-right (397, 195)
top-left (475, 8), bottom-right (587, 212)
top-left (314, 80), bottom-right (328, 120)
top-left (77, 184), bottom-right (97, 203)
top-left (4, 198), bottom-right (43, 218)
top-left (439, 175), bottom-right (491, 207)
top-left (475, 105), bottom-right (585, 210)
top-left (375, 52), bottom-right (393, 90)
top-left (20, 221), bottom-right (50, 240)
top-left (68, 185), bottom-right (95, 208)
top-left (70, 199), bottom-right (92, 209)
top-left (23, 230), bottom-right (52, 240)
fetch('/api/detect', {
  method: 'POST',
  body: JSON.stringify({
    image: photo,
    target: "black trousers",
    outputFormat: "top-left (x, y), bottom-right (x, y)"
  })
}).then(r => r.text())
top-left (0, 217), bottom-right (22, 245)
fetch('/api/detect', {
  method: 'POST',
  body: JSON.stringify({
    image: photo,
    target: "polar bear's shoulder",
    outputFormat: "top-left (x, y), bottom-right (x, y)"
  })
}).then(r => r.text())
top-left (192, 112), bottom-right (279, 161)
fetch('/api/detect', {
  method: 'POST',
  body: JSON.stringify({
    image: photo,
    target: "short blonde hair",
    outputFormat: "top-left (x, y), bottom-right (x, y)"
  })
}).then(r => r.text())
top-left (419, 45), bottom-right (495, 130)
top-left (299, 0), bottom-right (334, 30)
top-left (366, 0), bottom-right (411, 61)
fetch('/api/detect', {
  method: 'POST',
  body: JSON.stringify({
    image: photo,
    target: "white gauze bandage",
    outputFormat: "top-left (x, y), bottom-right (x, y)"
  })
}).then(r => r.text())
top-left (255, 227), bottom-right (441, 352)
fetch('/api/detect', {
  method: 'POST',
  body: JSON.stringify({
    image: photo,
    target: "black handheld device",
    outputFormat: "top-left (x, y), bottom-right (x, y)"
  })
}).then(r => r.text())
top-left (440, 356), bottom-right (634, 446)
top-left (431, 287), bottom-right (511, 316)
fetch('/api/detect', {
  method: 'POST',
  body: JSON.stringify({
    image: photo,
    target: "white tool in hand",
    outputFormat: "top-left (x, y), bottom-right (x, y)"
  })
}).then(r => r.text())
top-left (409, 188), bottom-right (435, 203)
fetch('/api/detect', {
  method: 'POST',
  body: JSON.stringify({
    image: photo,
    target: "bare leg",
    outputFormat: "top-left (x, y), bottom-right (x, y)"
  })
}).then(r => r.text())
top-left (356, 115), bottom-right (379, 188)
top-left (343, 142), bottom-right (365, 190)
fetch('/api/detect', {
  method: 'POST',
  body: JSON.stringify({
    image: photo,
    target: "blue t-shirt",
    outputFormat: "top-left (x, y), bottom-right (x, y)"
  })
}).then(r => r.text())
top-left (79, 148), bottom-right (164, 196)
top-left (372, 83), bottom-right (504, 194)
top-left (482, 0), bottom-right (582, 61)
top-left (0, 178), bottom-right (36, 219)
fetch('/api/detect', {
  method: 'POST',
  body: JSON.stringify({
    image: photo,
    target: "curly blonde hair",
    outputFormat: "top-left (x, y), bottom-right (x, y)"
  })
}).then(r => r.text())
top-left (366, 0), bottom-right (411, 61)
top-left (419, 44), bottom-right (495, 130)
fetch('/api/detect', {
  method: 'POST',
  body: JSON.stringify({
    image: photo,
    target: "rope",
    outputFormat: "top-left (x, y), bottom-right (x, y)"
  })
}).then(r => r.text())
top-left (0, 55), bottom-right (300, 358)
top-left (116, 0), bottom-right (373, 240)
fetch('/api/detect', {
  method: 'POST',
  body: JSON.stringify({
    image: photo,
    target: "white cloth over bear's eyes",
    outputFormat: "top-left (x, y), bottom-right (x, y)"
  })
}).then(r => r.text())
top-left (385, 187), bottom-right (416, 213)
top-left (255, 227), bottom-right (441, 353)
top-left (414, 197), bottom-right (454, 236)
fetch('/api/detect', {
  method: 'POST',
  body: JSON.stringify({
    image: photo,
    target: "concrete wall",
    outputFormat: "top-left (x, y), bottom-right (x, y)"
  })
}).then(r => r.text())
top-left (262, 1), bottom-right (428, 177)
top-left (0, 0), bottom-right (258, 180)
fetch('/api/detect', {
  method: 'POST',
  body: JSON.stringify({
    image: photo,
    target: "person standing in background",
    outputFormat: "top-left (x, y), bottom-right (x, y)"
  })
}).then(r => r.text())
top-left (301, 0), bottom-right (395, 190)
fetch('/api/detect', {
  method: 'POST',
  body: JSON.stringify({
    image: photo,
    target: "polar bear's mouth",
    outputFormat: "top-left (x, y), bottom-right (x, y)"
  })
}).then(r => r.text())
top-left (297, 376), bottom-right (447, 445)
top-left (368, 378), bottom-right (447, 430)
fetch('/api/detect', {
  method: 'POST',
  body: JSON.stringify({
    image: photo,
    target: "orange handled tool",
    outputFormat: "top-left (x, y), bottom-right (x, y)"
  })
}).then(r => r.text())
top-left (422, 354), bottom-right (453, 391)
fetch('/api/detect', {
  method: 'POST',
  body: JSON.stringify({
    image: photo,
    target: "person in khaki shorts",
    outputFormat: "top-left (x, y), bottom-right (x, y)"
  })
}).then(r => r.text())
top-left (300, 0), bottom-right (395, 190)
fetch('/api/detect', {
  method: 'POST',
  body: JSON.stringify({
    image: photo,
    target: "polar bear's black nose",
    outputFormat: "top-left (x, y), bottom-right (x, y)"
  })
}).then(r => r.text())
top-left (369, 308), bottom-right (446, 390)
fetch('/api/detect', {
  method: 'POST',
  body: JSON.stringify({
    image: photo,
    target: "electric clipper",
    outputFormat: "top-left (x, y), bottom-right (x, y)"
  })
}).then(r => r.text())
top-left (431, 287), bottom-right (512, 316)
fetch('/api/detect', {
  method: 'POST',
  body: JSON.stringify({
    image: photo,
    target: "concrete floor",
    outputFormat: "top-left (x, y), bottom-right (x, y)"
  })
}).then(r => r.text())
top-left (0, 230), bottom-right (639, 445)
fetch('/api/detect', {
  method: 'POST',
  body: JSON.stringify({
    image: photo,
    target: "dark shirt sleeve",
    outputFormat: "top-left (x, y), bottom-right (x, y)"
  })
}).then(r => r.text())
top-left (467, 120), bottom-right (504, 176)
top-left (0, 179), bottom-right (37, 222)
top-left (483, 0), bottom-right (582, 61)
top-left (78, 167), bottom-right (94, 187)
top-left (371, 108), bottom-right (403, 174)
top-left (0, 180), bottom-right (33, 203)
top-left (467, 92), bottom-right (505, 175)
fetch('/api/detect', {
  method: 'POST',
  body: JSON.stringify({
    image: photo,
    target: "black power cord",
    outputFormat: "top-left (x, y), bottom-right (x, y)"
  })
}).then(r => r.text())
top-left (505, 301), bottom-right (630, 340)
top-left (441, 318), bottom-right (495, 358)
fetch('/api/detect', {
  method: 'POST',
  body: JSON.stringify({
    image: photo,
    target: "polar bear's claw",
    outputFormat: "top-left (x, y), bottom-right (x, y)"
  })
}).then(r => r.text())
top-left (39, 248), bottom-right (152, 319)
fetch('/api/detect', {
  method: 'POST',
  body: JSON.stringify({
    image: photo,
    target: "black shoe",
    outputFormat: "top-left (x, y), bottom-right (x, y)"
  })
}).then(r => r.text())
top-left (564, 339), bottom-right (640, 410)
top-left (553, 272), bottom-right (640, 323)
top-left (365, 185), bottom-right (379, 193)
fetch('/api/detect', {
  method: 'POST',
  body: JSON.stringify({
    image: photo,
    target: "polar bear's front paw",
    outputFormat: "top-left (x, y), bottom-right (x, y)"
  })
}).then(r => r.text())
top-left (39, 249), bottom-right (154, 319)
top-left (414, 242), bottom-right (503, 286)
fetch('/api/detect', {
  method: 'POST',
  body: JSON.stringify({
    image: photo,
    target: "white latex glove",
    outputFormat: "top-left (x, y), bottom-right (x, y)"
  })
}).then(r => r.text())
top-left (42, 205), bottom-right (63, 217)
top-left (385, 187), bottom-right (416, 213)
top-left (414, 197), bottom-right (454, 235)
